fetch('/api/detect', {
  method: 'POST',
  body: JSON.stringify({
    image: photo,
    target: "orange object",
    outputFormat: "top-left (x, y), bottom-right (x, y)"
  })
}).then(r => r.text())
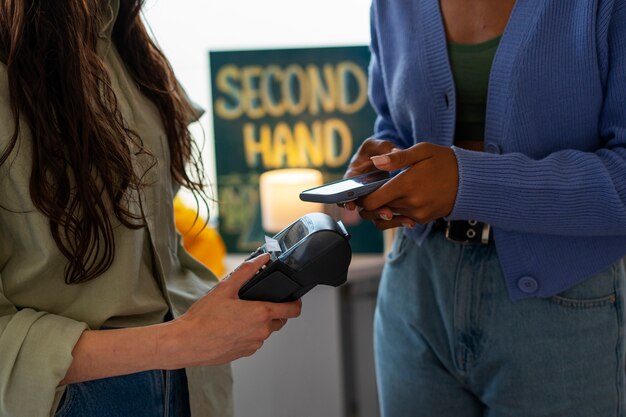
top-left (173, 197), bottom-right (226, 277)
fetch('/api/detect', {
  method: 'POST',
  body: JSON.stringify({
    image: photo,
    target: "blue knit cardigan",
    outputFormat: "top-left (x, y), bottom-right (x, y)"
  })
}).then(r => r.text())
top-left (369, 0), bottom-right (626, 300)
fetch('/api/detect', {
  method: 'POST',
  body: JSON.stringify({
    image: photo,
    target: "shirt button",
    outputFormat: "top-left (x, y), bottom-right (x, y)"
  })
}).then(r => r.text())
top-left (485, 143), bottom-right (502, 154)
top-left (518, 276), bottom-right (539, 294)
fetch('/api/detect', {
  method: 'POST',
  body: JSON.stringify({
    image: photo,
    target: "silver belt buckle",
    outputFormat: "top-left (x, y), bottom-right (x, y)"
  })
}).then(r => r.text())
top-left (480, 223), bottom-right (492, 244)
top-left (444, 220), bottom-right (492, 244)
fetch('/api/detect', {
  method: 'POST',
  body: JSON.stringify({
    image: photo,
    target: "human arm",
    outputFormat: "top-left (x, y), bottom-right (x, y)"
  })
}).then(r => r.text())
top-left (61, 253), bottom-right (301, 385)
top-left (445, 0), bottom-right (626, 239)
top-left (356, 4), bottom-right (626, 237)
top-left (361, 128), bottom-right (626, 236)
top-left (0, 288), bottom-right (89, 416)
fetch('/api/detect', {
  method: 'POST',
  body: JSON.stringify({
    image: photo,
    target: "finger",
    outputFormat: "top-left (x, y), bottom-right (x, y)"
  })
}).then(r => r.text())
top-left (370, 143), bottom-right (433, 171)
top-left (222, 253), bottom-right (271, 295)
top-left (344, 138), bottom-right (399, 179)
top-left (263, 299), bottom-right (302, 320)
top-left (359, 179), bottom-right (402, 212)
top-left (341, 201), bottom-right (357, 211)
top-left (376, 206), bottom-right (395, 221)
top-left (358, 208), bottom-right (416, 229)
top-left (270, 319), bottom-right (282, 332)
top-left (372, 216), bottom-right (416, 230)
top-left (271, 318), bottom-right (288, 332)
top-left (357, 207), bottom-right (379, 221)
top-left (344, 160), bottom-right (375, 179)
top-left (364, 137), bottom-right (399, 156)
top-left (279, 300), bottom-right (302, 319)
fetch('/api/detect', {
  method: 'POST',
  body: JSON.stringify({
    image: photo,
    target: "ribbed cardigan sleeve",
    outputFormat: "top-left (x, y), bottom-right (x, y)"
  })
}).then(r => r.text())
top-left (368, 0), bottom-right (626, 298)
top-left (449, 6), bottom-right (626, 237)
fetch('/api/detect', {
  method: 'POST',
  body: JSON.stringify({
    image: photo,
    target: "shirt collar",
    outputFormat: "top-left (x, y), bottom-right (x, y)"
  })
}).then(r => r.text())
top-left (99, 0), bottom-right (120, 40)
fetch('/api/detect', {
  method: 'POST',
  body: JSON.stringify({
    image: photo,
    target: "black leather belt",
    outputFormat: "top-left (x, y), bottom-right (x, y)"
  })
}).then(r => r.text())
top-left (435, 219), bottom-right (494, 245)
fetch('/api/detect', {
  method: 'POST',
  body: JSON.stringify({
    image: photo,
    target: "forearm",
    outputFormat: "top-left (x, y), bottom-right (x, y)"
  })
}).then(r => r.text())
top-left (450, 147), bottom-right (626, 236)
top-left (59, 255), bottom-right (302, 386)
top-left (60, 320), bottom-right (182, 385)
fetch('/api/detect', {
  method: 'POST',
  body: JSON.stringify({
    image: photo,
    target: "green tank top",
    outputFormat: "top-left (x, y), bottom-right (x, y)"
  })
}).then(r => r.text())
top-left (447, 36), bottom-right (501, 142)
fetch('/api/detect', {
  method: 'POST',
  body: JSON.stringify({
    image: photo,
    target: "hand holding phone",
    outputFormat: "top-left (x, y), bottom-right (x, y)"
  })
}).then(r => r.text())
top-left (299, 170), bottom-right (390, 204)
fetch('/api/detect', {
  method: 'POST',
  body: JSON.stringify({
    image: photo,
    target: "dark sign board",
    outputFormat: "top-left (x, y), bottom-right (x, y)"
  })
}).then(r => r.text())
top-left (210, 46), bottom-right (383, 253)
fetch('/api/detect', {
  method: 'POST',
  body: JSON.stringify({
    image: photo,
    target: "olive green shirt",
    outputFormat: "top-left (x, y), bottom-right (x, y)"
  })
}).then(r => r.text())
top-left (447, 36), bottom-right (501, 141)
top-left (0, 1), bottom-right (232, 416)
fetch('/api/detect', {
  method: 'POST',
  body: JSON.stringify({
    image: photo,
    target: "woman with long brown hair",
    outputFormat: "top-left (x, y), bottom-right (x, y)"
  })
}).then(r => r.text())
top-left (0, 0), bottom-right (301, 416)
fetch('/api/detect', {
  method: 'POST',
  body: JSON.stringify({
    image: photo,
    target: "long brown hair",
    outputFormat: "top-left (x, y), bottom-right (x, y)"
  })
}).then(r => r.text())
top-left (0, 0), bottom-right (208, 283)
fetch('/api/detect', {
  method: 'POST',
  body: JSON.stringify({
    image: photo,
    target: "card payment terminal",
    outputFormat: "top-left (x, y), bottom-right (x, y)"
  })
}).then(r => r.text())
top-left (238, 213), bottom-right (352, 302)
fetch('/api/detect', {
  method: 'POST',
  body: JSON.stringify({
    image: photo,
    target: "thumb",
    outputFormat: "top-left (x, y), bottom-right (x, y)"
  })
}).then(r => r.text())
top-left (221, 253), bottom-right (271, 297)
top-left (370, 146), bottom-right (428, 171)
top-left (370, 147), bottom-right (404, 171)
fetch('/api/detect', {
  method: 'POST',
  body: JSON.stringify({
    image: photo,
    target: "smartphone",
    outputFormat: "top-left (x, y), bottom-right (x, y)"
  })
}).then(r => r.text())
top-left (299, 170), bottom-right (390, 204)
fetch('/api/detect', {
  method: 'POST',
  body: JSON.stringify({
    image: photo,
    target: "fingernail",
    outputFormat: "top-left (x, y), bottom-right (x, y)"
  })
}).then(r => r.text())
top-left (371, 155), bottom-right (391, 166)
top-left (379, 212), bottom-right (392, 221)
top-left (403, 222), bottom-right (416, 229)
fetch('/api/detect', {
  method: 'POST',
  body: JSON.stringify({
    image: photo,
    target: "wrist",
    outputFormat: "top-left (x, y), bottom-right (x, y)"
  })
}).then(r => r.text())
top-left (155, 319), bottom-right (189, 370)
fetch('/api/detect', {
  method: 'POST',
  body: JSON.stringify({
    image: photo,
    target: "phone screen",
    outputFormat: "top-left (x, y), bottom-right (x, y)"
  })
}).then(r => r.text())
top-left (300, 170), bottom-right (390, 203)
top-left (308, 178), bottom-right (365, 195)
top-left (305, 171), bottom-right (389, 195)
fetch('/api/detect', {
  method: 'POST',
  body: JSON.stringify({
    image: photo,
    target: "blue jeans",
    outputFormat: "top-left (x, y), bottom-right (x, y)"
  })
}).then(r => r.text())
top-left (54, 367), bottom-right (190, 417)
top-left (374, 229), bottom-right (626, 417)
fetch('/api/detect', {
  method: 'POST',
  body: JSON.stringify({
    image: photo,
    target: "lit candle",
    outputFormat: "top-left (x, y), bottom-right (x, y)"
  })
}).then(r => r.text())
top-left (259, 169), bottom-right (324, 233)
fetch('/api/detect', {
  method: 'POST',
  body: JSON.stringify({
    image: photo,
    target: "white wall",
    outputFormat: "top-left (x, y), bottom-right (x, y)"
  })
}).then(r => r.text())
top-left (142, 0), bottom-right (372, 219)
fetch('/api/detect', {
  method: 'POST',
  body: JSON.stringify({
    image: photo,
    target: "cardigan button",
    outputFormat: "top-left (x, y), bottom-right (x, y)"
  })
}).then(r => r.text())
top-left (517, 276), bottom-right (539, 294)
top-left (485, 142), bottom-right (502, 154)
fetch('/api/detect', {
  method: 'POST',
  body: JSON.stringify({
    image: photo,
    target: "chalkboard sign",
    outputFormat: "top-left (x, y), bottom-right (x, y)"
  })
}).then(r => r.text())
top-left (210, 46), bottom-right (383, 253)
